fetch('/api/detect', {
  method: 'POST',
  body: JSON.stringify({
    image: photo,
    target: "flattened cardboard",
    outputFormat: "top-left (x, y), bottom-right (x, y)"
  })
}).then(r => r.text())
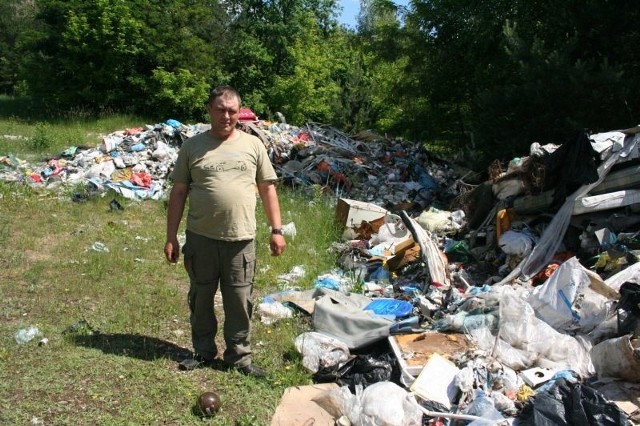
top-left (410, 353), bottom-right (460, 409)
top-left (271, 289), bottom-right (317, 315)
top-left (271, 383), bottom-right (339, 426)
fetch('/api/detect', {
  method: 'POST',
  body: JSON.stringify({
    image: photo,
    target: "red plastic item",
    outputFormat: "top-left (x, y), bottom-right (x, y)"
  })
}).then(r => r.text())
top-left (238, 108), bottom-right (258, 122)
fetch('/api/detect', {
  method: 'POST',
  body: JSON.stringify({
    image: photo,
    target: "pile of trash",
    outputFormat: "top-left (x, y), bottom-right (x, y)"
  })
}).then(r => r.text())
top-left (0, 117), bottom-right (460, 210)
top-left (3, 117), bottom-right (640, 425)
top-left (263, 126), bottom-right (640, 425)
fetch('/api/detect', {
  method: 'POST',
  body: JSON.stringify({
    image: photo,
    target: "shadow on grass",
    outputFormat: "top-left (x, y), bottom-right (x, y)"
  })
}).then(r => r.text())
top-left (70, 332), bottom-right (192, 363)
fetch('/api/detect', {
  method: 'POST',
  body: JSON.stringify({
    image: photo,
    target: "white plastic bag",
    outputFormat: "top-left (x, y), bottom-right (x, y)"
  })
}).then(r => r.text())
top-left (342, 382), bottom-right (422, 426)
top-left (499, 287), bottom-right (594, 378)
top-left (294, 331), bottom-right (350, 373)
top-left (281, 222), bottom-right (297, 239)
top-left (314, 383), bottom-right (423, 426)
top-left (498, 229), bottom-right (535, 257)
top-left (527, 256), bottom-right (613, 333)
top-left (257, 301), bottom-right (293, 325)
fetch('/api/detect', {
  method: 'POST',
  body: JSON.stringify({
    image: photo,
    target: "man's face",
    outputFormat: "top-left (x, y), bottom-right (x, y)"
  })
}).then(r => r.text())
top-left (207, 94), bottom-right (240, 138)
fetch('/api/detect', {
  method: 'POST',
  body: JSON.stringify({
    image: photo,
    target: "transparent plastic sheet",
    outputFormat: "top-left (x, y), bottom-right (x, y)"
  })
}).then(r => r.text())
top-left (257, 300), bottom-right (293, 325)
top-left (590, 334), bottom-right (640, 382)
top-left (313, 382), bottom-right (423, 426)
top-left (468, 327), bottom-right (537, 371)
top-left (527, 257), bottom-right (613, 334)
top-left (294, 331), bottom-right (350, 374)
top-left (463, 390), bottom-right (505, 426)
top-left (498, 287), bottom-right (594, 378)
top-left (468, 287), bottom-right (594, 375)
top-left (605, 261), bottom-right (640, 292)
top-left (311, 384), bottom-right (353, 419)
top-left (498, 229), bottom-right (536, 257)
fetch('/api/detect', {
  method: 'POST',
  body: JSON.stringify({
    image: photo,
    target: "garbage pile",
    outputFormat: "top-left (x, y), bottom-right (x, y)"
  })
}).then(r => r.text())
top-left (0, 119), bottom-right (205, 199)
top-left (0, 118), bottom-right (460, 210)
top-left (2, 118), bottom-right (640, 425)
top-left (266, 126), bottom-right (640, 425)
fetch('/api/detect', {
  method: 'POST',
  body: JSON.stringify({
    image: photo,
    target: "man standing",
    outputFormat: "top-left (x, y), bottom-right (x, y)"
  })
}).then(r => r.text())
top-left (164, 85), bottom-right (286, 378)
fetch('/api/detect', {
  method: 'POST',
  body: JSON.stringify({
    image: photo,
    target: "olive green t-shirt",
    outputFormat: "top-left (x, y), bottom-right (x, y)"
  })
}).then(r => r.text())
top-left (170, 130), bottom-right (277, 241)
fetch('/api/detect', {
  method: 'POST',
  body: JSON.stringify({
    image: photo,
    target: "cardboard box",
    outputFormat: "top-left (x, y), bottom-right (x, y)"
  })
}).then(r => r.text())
top-left (385, 237), bottom-right (420, 271)
top-left (389, 332), bottom-right (471, 377)
top-left (336, 198), bottom-right (388, 229)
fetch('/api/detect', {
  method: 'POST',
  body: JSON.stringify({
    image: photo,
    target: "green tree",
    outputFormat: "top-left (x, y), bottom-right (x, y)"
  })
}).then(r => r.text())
top-left (402, 0), bottom-right (640, 162)
top-left (130, 0), bottom-right (227, 120)
top-left (269, 13), bottom-right (343, 125)
top-left (476, 1), bottom-right (640, 156)
top-left (19, 0), bottom-right (145, 112)
top-left (0, 0), bottom-right (37, 95)
top-left (218, 0), bottom-right (342, 118)
top-left (351, 0), bottom-right (409, 135)
top-left (18, 0), bottom-right (223, 120)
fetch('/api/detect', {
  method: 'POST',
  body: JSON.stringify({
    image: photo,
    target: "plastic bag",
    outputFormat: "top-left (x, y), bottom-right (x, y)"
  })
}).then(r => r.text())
top-left (294, 331), bottom-right (350, 373)
top-left (499, 287), bottom-right (594, 378)
top-left (342, 382), bottom-right (422, 426)
top-left (257, 300), bottom-right (293, 325)
top-left (314, 353), bottom-right (394, 391)
top-left (15, 326), bottom-right (43, 344)
top-left (281, 222), bottom-right (297, 239)
top-left (463, 390), bottom-right (505, 425)
top-left (517, 378), bottom-right (631, 425)
top-left (498, 229), bottom-right (535, 257)
top-left (527, 257), bottom-right (613, 334)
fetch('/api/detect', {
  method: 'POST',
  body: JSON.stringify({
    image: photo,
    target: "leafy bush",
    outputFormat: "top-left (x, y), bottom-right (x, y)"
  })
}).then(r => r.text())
top-left (30, 122), bottom-right (53, 151)
top-left (148, 68), bottom-right (210, 122)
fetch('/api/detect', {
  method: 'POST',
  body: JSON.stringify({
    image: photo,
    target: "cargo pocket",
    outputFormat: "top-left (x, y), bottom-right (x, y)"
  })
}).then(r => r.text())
top-left (230, 245), bottom-right (256, 285)
top-left (182, 242), bottom-right (196, 282)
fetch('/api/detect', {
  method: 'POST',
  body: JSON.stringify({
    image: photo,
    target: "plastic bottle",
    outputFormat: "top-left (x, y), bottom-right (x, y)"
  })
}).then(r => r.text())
top-left (15, 326), bottom-right (43, 344)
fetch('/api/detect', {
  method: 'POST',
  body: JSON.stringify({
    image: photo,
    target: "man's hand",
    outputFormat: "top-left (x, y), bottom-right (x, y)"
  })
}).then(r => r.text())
top-left (164, 239), bottom-right (180, 263)
top-left (269, 234), bottom-right (286, 256)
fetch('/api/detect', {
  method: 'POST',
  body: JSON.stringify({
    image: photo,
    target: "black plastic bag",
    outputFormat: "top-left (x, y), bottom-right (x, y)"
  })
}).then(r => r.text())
top-left (617, 282), bottom-right (640, 337)
top-left (516, 378), bottom-right (631, 426)
top-left (313, 353), bottom-right (393, 392)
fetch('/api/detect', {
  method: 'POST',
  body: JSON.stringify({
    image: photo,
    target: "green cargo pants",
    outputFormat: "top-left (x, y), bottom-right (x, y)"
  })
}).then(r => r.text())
top-left (182, 231), bottom-right (256, 367)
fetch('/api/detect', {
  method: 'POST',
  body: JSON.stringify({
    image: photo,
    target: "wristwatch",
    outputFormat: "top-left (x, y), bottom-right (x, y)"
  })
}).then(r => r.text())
top-left (271, 228), bottom-right (283, 235)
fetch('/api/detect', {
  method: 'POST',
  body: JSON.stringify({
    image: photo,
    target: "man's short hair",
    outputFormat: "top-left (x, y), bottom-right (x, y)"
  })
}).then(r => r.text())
top-left (207, 85), bottom-right (241, 106)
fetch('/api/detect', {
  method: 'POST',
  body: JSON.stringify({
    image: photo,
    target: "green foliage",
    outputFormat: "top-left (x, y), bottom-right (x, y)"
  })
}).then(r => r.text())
top-left (0, 1), bottom-right (37, 95)
top-left (30, 122), bottom-right (53, 151)
top-left (219, 0), bottom-right (344, 120)
top-left (149, 68), bottom-right (210, 122)
top-left (401, 0), bottom-right (640, 163)
top-left (473, 5), bottom-right (636, 156)
top-left (269, 14), bottom-right (343, 125)
top-left (19, 0), bottom-right (145, 111)
top-left (14, 0), bottom-right (224, 121)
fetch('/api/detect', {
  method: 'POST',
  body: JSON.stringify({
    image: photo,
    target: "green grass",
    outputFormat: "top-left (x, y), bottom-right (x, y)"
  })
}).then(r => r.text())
top-left (0, 95), bottom-right (149, 161)
top-left (0, 105), bottom-right (343, 425)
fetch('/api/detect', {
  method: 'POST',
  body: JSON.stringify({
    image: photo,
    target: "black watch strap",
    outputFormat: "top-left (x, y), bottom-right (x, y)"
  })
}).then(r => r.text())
top-left (271, 228), bottom-right (283, 235)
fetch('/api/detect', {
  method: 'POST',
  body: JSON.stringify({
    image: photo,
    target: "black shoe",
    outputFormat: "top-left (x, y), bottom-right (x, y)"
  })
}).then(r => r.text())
top-left (236, 364), bottom-right (266, 378)
top-left (178, 354), bottom-right (215, 371)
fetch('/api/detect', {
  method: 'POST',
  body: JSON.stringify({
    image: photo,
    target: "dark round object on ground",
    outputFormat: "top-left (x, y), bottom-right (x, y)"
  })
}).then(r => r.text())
top-left (197, 391), bottom-right (221, 416)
